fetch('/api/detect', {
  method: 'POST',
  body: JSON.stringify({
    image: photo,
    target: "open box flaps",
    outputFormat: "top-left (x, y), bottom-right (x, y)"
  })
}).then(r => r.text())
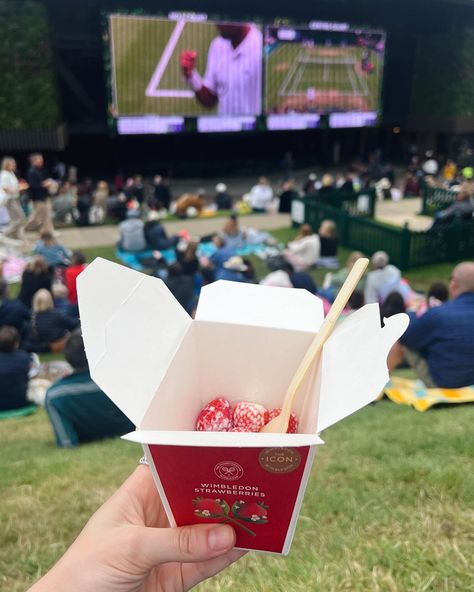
top-left (78, 258), bottom-right (409, 435)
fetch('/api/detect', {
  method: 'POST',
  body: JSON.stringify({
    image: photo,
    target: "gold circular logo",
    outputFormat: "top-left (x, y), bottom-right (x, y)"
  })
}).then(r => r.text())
top-left (259, 447), bottom-right (301, 474)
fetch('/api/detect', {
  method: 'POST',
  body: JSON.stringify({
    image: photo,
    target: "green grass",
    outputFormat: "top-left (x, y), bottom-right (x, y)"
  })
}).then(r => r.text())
top-left (1, 401), bottom-right (473, 591)
top-left (2, 229), bottom-right (470, 590)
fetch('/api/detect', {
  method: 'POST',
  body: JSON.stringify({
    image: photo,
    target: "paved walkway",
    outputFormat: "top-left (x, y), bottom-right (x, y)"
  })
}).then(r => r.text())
top-left (24, 198), bottom-right (432, 250)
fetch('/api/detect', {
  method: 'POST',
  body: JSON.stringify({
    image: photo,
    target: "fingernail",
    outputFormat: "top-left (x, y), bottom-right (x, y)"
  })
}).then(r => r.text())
top-left (208, 526), bottom-right (233, 551)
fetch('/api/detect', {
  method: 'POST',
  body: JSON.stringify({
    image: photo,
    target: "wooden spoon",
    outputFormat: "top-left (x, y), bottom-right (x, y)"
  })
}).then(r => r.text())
top-left (261, 257), bottom-right (369, 433)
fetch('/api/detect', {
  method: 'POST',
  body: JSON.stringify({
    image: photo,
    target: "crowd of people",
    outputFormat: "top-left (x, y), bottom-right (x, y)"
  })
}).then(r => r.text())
top-left (1, 148), bottom-right (473, 451)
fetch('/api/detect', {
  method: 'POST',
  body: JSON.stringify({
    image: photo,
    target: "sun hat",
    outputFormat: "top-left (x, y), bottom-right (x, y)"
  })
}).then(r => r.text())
top-left (223, 256), bottom-right (248, 272)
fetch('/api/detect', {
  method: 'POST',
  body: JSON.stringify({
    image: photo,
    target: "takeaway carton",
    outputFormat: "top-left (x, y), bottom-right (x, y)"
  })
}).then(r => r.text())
top-left (78, 258), bottom-right (408, 554)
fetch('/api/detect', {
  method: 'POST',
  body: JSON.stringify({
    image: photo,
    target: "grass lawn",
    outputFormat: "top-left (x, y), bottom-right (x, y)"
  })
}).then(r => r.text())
top-left (1, 401), bottom-right (473, 591)
top-left (2, 228), bottom-right (471, 591)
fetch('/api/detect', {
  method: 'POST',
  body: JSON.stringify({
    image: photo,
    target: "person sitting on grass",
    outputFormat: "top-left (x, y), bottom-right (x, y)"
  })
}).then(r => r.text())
top-left (317, 219), bottom-right (339, 269)
top-left (144, 211), bottom-right (180, 251)
top-left (117, 208), bottom-right (146, 252)
top-left (219, 214), bottom-right (246, 250)
top-left (64, 251), bottom-right (87, 312)
top-left (0, 325), bottom-right (33, 411)
top-left (0, 277), bottom-right (30, 339)
top-left (215, 183), bottom-right (232, 211)
top-left (364, 251), bottom-right (409, 305)
top-left (18, 255), bottom-right (52, 308)
top-left (282, 224), bottom-right (320, 272)
top-left (388, 262), bottom-right (474, 388)
top-left (164, 263), bottom-right (195, 313)
top-left (44, 332), bottom-right (134, 448)
top-left (27, 289), bottom-right (78, 353)
top-left (33, 231), bottom-right (71, 269)
top-left (208, 235), bottom-right (236, 271)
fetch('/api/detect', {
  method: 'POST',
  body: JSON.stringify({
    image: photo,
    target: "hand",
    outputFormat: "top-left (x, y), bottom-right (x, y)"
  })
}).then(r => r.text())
top-left (180, 50), bottom-right (197, 77)
top-left (29, 465), bottom-right (244, 592)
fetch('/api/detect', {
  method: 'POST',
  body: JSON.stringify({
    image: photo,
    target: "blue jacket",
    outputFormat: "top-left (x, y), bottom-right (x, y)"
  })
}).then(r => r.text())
top-left (400, 292), bottom-right (474, 388)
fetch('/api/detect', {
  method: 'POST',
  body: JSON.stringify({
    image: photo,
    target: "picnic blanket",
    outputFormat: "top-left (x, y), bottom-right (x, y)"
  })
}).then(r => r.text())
top-left (384, 376), bottom-right (474, 411)
top-left (116, 242), bottom-right (270, 272)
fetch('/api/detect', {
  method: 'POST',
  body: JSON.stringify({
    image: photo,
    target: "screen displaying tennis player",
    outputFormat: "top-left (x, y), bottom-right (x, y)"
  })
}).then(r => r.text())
top-left (109, 14), bottom-right (262, 118)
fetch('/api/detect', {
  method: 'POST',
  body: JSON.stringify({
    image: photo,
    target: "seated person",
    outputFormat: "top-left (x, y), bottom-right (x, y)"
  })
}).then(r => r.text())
top-left (283, 224), bottom-right (320, 272)
top-left (117, 209), bottom-right (146, 252)
top-left (248, 177), bottom-right (273, 213)
top-left (45, 332), bottom-right (134, 447)
top-left (277, 261), bottom-right (316, 294)
top-left (317, 219), bottom-right (339, 268)
top-left (28, 289), bottom-right (79, 352)
top-left (219, 214), bottom-right (246, 250)
top-left (431, 190), bottom-right (474, 226)
top-left (144, 211), bottom-right (179, 251)
top-left (0, 326), bottom-right (32, 411)
top-left (388, 262), bottom-right (474, 388)
top-left (329, 251), bottom-right (367, 296)
top-left (0, 278), bottom-right (30, 338)
top-left (18, 255), bottom-right (52, 308)
top-left (215, 183), bottom-right (232, 210)
top-left (33, 231), bottom-right (71, 268)
top-left (164, 263), bottom-right (195, 313)
top-left (64, 251), bottom-right (87, 307)
top-left (176, 241), bottom-right (199, 276)
top-left (415, 282), bottom-right (449, 317)
top-left (216, 256), bottom-right (249, 283)
top-left (364, 251), bottom-right (409, 305)
top-left (278, 180), bottom-right (298, 214)
top-left (380, 291), bottom-right (406, 324)
top-left (208, 235), bottom-right (236, 271)
top-left (52, 182), bottom-right (76, 223)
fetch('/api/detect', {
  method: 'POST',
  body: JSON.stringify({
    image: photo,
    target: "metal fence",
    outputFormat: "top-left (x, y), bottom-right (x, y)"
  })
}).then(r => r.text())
top-left (292, 198), bottom-right (474, 270)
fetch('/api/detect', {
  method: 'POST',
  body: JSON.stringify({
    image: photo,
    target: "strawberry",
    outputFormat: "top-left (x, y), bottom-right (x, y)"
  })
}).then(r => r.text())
top-left (232, 500), bottom-right (269, 523)
top-left (268, 407), bottom-right (299, 433)
top-left (233, 402), bottom-right (269, 432)
top-left (196, 397), bottom-right (233, 432)
top-left (192, 497), bottom-right (229, 518)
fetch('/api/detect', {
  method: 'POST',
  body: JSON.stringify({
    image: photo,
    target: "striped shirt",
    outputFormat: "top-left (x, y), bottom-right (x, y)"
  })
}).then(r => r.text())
top-left (204, 26), bottom-right (262, 116)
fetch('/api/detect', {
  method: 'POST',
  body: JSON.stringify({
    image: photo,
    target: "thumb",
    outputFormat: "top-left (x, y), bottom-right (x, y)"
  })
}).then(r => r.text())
top-left (131, 523), bottom-right (236, 567)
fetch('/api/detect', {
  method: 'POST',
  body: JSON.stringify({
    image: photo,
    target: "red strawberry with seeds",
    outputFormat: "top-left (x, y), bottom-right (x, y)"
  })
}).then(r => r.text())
top-left (233, 401), bottom-right (269, 432)
top-left (196, 397), bottom-right (233, 432)
top-left (268, 407), bottom-right (298, 433)
top-left (192, 497), bottom-right (229, 519)
top-left (232, 500), bottom-right (269, 523)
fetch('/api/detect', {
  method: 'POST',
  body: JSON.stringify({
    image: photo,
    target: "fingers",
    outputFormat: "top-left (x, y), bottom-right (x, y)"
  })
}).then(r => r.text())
top-left (133, 523), bottom-right (236, 568)
top-left (182, 549), bottom-right (247, 590)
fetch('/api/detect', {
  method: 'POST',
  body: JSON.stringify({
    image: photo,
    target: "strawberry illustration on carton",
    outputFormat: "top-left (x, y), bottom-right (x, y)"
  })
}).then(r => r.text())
top-left (77, 258), bottom-right (408, 555)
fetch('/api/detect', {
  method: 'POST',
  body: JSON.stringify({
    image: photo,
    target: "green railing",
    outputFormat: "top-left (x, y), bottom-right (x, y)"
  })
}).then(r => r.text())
top-left (291, 190), bottom-right (376, 229)
top-left (292, 199), bottom-right (474, 270)
top-left (420, 185), bottom-right (458, 216)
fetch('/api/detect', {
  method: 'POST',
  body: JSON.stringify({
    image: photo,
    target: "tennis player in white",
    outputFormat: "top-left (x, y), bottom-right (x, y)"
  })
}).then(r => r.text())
top-left (180, 23), bottom-right (262, 116)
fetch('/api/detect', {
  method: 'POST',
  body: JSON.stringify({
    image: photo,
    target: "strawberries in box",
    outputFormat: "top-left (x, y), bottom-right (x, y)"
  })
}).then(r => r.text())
top-left (78, 258), bottom-right (408, 554)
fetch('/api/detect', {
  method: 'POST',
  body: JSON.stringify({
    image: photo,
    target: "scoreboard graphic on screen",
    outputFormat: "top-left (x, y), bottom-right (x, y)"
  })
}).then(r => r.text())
top-left (107, 14), bottom-right (385, 134)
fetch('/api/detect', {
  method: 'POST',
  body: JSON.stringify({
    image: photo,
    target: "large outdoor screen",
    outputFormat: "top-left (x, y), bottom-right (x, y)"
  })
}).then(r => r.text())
top-left (107, 14), bottom-right (385, 133)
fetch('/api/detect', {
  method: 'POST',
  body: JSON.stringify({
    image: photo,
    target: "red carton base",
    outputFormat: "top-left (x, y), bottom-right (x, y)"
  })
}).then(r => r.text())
top-left (147, 444), bottom-right (315, 554)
